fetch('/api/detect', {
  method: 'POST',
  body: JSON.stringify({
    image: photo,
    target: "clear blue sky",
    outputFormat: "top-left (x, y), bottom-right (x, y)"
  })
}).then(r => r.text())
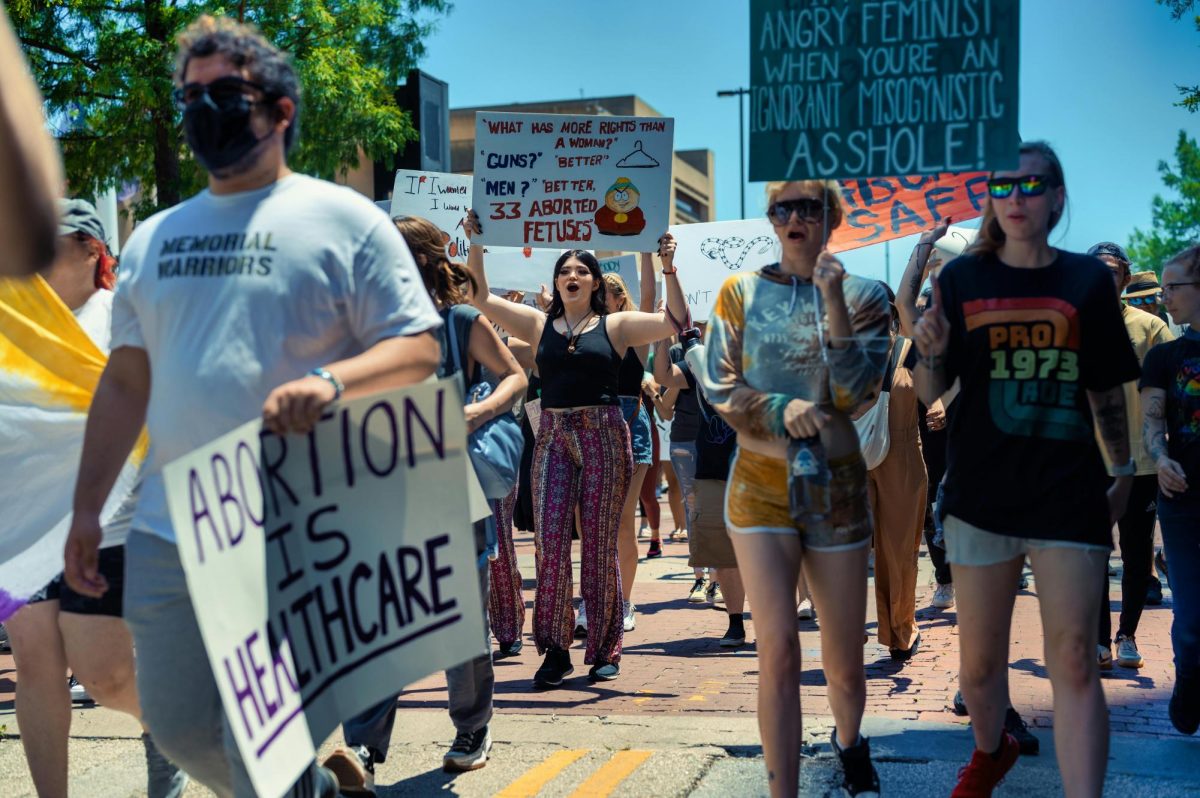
top-left (416, 0), bottom-right (1198, 284)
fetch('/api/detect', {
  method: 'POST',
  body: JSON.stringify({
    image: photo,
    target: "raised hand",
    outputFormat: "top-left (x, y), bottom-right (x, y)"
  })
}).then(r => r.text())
top-left (912, 279), bottom-right (950, 364)
top-left (658, 232), bottom-right (677, 270)
top-left (812, 251), bottom-right (846, 298)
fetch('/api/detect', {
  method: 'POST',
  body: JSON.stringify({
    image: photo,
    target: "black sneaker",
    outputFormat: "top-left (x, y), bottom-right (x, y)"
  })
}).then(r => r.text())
top-left (646, 539), bottom-right (662, 558)
top-left (496, 639), bottom-right (523, 658)
top-left (830, 729), bottom-right (881, 797)
top-left (1147, 578), bottom-right (1164, 606)
top-left (533, 647), bottom-right (573, 688)
top-left (1004, 707), bottom-right (1040, 755)
top-left (952, 689), bottom-right (968, 716)
top-left (889, 632), bottom-right (920, 662)
top-left (443, 725), bottom-right (492, 772)
top-left (588, 660), bottom-right (620, 681)
top-left (1170, 677), bottom-right (1200, 735)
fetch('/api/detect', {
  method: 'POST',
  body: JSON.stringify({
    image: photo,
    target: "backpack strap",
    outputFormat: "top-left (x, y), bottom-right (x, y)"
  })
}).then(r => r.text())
top-left (880, 338), bottom-right (908, 395)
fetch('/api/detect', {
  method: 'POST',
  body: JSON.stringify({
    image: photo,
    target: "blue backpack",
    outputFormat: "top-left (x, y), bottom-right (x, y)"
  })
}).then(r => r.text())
top-left (443, 305), bottom-right (523, 499)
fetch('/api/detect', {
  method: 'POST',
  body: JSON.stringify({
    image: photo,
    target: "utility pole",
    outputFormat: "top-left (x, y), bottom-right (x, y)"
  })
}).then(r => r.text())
top-left (717, 88), bottom-right (750, 219)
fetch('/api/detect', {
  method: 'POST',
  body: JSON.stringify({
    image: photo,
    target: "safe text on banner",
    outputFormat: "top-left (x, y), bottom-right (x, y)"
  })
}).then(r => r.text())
top-left (472, 112), bottom-right (675, 252)
top-left (748, 0), bottom-right (1021, 180)
top-left (670, 171), bottom-right (988, 320)
top-left (164, 380), bottom-right (487, 798)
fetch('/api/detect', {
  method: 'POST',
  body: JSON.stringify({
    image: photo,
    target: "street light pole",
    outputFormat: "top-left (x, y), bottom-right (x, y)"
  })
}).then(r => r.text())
top-left (717, 88), bottom-right (749, 219)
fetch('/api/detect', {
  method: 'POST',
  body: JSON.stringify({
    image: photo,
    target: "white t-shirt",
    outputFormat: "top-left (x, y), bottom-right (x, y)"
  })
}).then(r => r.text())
top-left (110, 174), bottom-right (442, 543)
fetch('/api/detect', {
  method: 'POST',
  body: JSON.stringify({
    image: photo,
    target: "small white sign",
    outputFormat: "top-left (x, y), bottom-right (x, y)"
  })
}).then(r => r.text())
top-left (668, 220), bottom-right (780, 321)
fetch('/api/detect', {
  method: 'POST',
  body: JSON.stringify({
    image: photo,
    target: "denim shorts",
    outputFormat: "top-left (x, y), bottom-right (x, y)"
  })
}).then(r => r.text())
top-left (943, 514), bottom-right (1109, 567)
top-left (620, 395), bottom-right (653, 465)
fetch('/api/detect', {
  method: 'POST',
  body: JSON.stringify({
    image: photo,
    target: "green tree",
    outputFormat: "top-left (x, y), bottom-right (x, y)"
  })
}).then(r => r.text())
top-left (9, 0), bottom-right (450, 218)
top-left (1158, 0), bottom-right (1199, 112)
top-left (1127, 130), bottom-right (1200, 274)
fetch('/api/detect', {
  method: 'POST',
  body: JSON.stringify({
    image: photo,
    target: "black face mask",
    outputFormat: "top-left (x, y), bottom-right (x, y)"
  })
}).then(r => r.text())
top-left (182, 90), bottom-right (274, 173)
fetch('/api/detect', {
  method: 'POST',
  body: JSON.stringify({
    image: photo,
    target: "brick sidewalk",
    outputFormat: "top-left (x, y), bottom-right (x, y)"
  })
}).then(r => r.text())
top-left (392, 521), bottom-right (1179, 738)
top-left (0, 518), bottom-right (1180, 740)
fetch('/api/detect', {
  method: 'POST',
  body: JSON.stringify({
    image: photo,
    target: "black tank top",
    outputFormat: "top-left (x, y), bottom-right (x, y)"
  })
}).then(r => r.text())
top-left (536, 315), bottom-right (622, 409)
top-left (618, 349), bottom-right (644, 397)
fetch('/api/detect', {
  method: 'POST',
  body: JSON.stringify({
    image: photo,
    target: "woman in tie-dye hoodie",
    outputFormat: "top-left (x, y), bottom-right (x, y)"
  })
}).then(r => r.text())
top-left (700, 180), bottom-right (890, 798)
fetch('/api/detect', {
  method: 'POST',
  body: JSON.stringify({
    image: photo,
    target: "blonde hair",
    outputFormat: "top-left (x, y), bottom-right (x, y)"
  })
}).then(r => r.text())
top-left (603, 273), bottom-right (635, 312)
top-left (764, 180), bottom-right (845, 231)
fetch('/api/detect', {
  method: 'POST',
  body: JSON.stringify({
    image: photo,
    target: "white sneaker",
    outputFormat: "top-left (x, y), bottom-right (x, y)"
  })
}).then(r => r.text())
top-left (622, 601), bottom-right (636, 632)
top-left (1116, 634), bottom-right (1144, 668)
top-left (574, 601), bottom-right (587, 638)
top-left (1097, 644), bottom-right (1114, 671)
top-left (687, 578), bottom-right (708, 603)
top-left (706, 581), bottom-right (724, 605)
top-left (931, 583), bottom-right (955, 609)
top-left (68, 675), bottom-right (91, 703)
top-left (796, 598), bottom-right (816, 621)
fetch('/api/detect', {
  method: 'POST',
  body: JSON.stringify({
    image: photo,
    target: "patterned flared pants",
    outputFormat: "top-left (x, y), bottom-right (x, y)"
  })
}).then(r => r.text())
top-left (531, 406), bottom-right (632, 664)
top-left (488, 484), bottom-right (524, 646)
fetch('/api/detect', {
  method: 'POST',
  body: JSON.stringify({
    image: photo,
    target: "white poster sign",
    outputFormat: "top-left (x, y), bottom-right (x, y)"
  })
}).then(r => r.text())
top-left (390, 170), bottom-right (473, 259)
top-left (668, 220), bottom-right (780, 321)
top-left (597, 254), bottom-right (642, 308)
top-left (164, 380), bottom-right (486, 798)
top-left (472, 112), bottom-right (675, 252)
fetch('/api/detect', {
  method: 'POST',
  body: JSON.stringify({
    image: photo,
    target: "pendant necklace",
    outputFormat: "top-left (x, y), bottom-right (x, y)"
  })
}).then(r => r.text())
top-left (564, 312), bottom-right (593, 354)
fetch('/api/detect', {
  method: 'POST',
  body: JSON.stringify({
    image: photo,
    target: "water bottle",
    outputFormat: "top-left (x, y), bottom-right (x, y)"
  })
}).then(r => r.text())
top-left (788, 435), bottom-right (831, 525)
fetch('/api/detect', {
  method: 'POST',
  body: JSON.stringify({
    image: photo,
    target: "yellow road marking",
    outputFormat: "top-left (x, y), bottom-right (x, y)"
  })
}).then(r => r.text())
top-left (567, 750), bottom-right (654, 797)
top-left (495, 749), bottom-right (588, 798)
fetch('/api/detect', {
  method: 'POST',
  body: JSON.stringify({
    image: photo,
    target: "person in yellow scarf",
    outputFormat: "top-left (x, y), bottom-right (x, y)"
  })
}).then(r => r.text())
top-left (1, 199), bottom-right (184, 797)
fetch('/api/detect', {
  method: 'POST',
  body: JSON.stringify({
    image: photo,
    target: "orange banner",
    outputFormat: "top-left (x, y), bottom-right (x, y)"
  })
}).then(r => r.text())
top-left (829, 172), bottom-right (989, 253)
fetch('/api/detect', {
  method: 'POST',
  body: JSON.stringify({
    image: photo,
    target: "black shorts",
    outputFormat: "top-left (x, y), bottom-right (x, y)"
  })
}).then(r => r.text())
top-left (27, 546), bottom-right (125, 617)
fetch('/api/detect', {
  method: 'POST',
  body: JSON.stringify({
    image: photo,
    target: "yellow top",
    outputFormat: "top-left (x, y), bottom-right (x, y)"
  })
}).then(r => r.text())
top-left (1095, 305), bottom-right (1174, 475)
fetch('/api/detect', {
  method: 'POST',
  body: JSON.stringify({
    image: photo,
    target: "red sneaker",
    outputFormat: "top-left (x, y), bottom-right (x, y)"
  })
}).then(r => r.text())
top-left (950, 732), bottom-right (1019, 797)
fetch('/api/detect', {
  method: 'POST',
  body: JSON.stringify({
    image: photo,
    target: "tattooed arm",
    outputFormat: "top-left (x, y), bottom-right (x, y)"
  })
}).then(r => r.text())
top-left (1089, 384), bottom-right (1134, 522)
top-left (896, 220), bottom-right (950, 337)
top-left (1089, 385), bottom-right (1132, 466)
top-left (1141, 386), bottom-right (1189, 497)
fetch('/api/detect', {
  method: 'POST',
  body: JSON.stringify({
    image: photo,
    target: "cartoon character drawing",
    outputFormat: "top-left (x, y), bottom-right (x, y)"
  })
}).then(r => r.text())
top-left (594, 176), bottom-right (646, 237)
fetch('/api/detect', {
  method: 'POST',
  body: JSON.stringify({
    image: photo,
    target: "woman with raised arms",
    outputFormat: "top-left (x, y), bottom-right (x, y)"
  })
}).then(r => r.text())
top-left (464, 211), bottom-right (690, 687)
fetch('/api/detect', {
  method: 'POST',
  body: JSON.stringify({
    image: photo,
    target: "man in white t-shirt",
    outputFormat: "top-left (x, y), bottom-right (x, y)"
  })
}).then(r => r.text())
top-left (63, 16), bottom-right (442, 798)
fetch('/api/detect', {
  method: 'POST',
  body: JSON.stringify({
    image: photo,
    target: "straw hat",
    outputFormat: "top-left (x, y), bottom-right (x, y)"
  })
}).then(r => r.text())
top-left (1124, 271), bottom-right (1162, 300)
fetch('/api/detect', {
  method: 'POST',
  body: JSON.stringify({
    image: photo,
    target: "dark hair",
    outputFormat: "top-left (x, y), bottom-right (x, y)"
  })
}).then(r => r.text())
top-left (394, 216), bottom-right (477, 307)
top-left (1166, 243), bottom-right (1200, 279)
top-left (174, 15), bottom-right (301, 152)
top-left (970, 140), bottom-right (1066, 257)
top-left (545, 250), bottom-right (608, 320)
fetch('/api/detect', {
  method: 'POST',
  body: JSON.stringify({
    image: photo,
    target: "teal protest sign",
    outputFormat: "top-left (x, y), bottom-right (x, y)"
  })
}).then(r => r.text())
top-left (749, 0), bottom-right (1021, 181)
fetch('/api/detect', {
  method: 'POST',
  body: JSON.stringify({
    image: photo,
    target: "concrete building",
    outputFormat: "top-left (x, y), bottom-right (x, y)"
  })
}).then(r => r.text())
top-left (449, 95), bottom-right (715, 227)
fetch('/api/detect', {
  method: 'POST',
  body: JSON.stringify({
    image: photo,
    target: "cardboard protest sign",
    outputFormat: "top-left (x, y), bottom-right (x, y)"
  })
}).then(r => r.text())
top-left (482, 246), bottom-right (563, 294)
top-left (390, 170), bottom-right (473, 258)
top-left (472, 112), bottom-right (675, 251)
top-left (597, 254), bottom-right (642, 307)
top-left (164, 380), bottom-right (486, 798)
top-left (749, 0), bottom-right (1020, 180)
top-left (669, 220), bottom-right (777, 321)
top-left (671, 171), bottom-right (986, 318)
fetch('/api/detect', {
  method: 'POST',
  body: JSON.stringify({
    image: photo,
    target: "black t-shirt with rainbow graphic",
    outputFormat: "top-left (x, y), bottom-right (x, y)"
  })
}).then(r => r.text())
top-left (938, 250), bottom-right (1140, 546)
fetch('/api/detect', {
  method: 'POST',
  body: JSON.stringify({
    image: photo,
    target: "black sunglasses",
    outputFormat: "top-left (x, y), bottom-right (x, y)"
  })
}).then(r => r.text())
top-left (768, 197), bottom-right (825, 225)
top-left (986, 174), bottom-right (1055, 200)
top-left (172, 76), bottom-right (270, 112)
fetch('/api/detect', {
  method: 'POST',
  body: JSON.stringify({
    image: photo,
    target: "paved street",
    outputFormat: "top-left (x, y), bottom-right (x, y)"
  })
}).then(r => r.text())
top-left (2, 510), bottom-right (1198, 796)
